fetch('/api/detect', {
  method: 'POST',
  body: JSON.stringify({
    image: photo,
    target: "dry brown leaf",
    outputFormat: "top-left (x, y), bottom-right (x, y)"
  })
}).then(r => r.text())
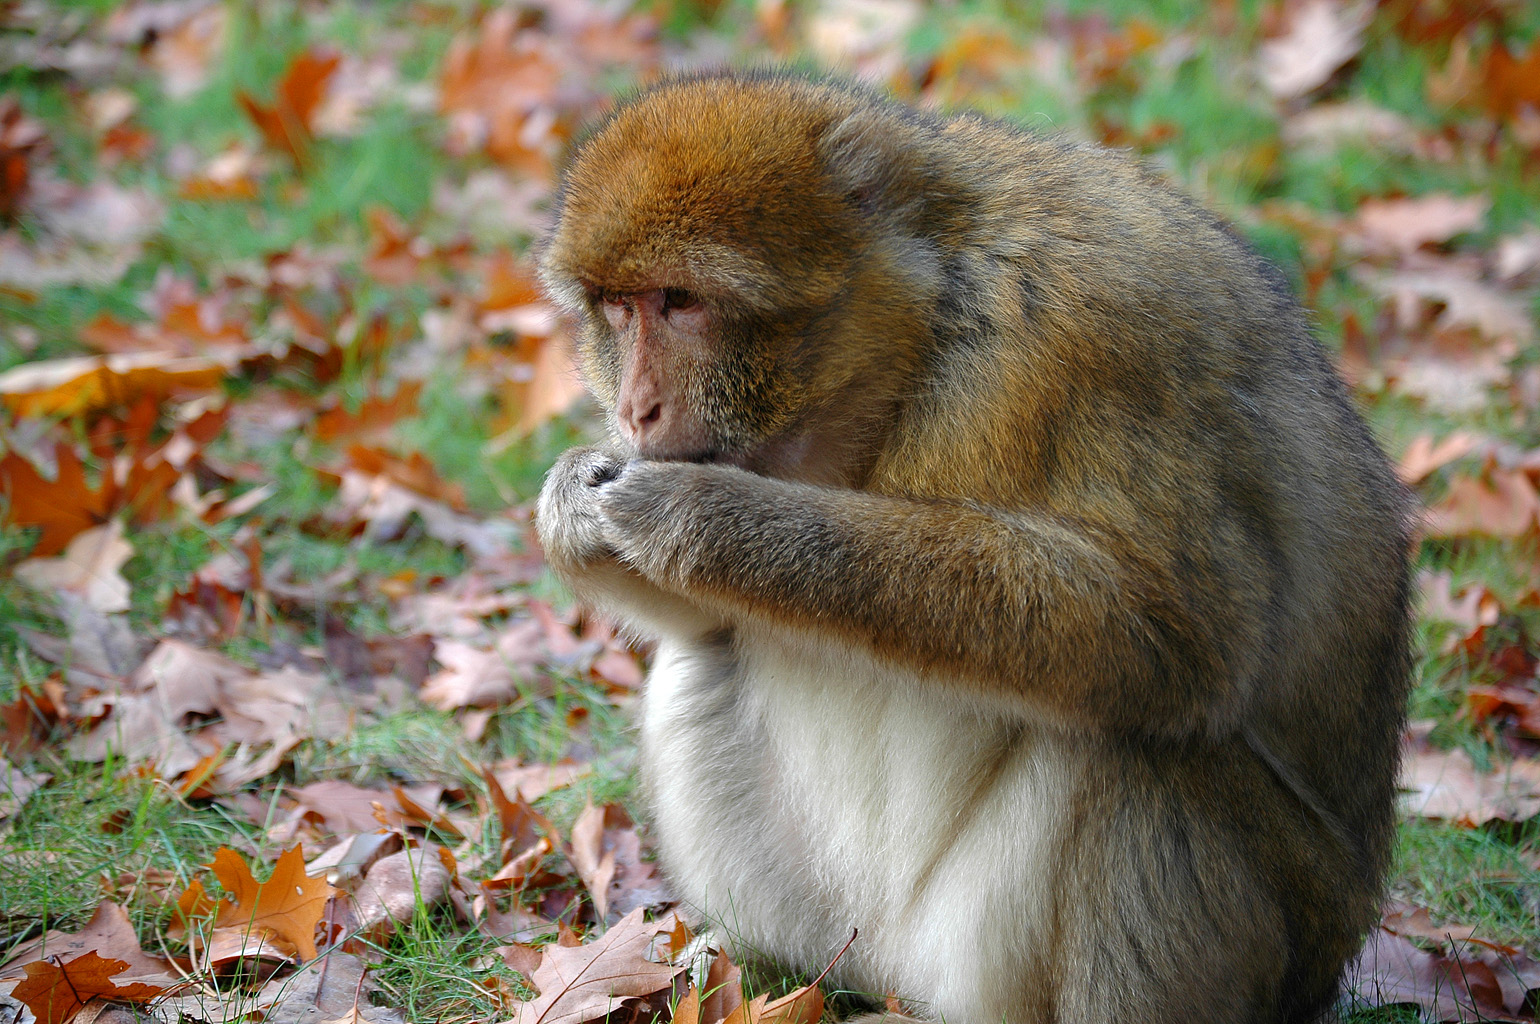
top-left (14, 520), bottom-right (132, 614)
top-left (1379, 901), bottom-right (1479, 949)
top-left (11, 952), bottom-right (164, 1024)
top-left (1257, 0), bottom-right (1371, 100)
top-left (288, 780), bottom-right (444, 836)
top-left (569, 802), bottom-right (617, 922)
top-left (0, 352), bottom-right (226, 419)
top-left (492, 760), bottom-right (589, 804)
top-left (1400, 745), bottom-right (1540, 825)
top-left (0, 758), bottom-right (49, 821)
top-left (209, 845), bottom-right (338, 961)
top-left (352, 846), bottom-right (452, 941)
top-left (1280, 100), bottom-right (1418, 154)
top-left (0, 445), bottom-right (113, 557)
top-left (0, 902), bottom-right (177, 988)
top-left (699, 951), bottom-right (743, 1024)
top-left (423, 617), bottom-right (551, 711)
top-left (1481, 36), bottom-right (1540, 123)
top-left (506, 908), bottom-right (685, 1024)
top-left (238, 48), bottom-right (341, 168)
top-left (1398, 432), bottom-right (1484, 484)
top-left (1351, 194), bottom-right (1489, 256)
top-left (1422, 468), bottom-right (1540, 538)
top-left (1373, 269), bottom-right (1535, 344)
top-left (1347, 928), bottom-right (1516, 1021)
top-left (485, 769), bottom-right (558, 860)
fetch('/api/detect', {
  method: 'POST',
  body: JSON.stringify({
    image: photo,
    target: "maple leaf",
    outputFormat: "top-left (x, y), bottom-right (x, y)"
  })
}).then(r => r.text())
top-left (238, 48), bottom-right (341, 169)
top-left (12, 952), bottom-right (164, 1024)
top-left (209, 845), bottom-right (338, 961)
top-left (506, 909), bottom-right (684, 1024)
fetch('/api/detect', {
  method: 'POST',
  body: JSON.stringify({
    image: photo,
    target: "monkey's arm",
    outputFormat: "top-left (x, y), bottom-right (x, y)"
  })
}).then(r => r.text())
top-left (587, 455), bottom-right (1264, 736)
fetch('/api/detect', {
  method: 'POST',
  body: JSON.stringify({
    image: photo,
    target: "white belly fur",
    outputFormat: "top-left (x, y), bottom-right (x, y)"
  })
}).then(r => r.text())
top-left (638, 631), bottom-right (1067, 1023)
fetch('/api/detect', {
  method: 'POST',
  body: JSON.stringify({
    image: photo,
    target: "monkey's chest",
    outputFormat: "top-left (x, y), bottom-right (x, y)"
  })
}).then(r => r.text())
top-left (637, 635), bottom-right (1064, 979)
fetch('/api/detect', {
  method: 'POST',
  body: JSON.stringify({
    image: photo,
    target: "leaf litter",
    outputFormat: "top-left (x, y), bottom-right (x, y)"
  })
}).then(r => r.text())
top-left (1, 3), bottom-right (1540, 1024)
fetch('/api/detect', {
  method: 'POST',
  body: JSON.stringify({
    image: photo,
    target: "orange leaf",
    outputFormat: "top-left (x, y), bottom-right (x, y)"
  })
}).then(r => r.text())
top-left (0, 352), bottom-right (226, 418)
top-left (12, 952), bottom-right (164, 1024)
top-left (1481, 37), bottom-right (1540, 121)
top-left (208, 845), bottom-right (337, 961)
top-left (755, 985), bottom-right (823, 1024)
top-left (0, 446), bottom-right (112, 556)
top-left (239, 48), bottom-right (340, 168)
top-left (313, 382), bottom-right (422, 442)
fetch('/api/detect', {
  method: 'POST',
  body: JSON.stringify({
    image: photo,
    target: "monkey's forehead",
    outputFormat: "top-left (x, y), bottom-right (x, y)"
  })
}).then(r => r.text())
top-left (540, 76), bottom-right (862, 306)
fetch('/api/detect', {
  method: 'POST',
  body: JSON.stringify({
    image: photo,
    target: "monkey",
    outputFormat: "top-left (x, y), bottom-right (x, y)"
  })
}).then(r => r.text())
top-left (534, 72), bottom-right (1412, 1024)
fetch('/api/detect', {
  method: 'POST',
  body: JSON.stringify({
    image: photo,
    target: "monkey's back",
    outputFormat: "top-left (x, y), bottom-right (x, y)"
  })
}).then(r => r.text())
top-left (868, 106), bottom-right (1413, 1016)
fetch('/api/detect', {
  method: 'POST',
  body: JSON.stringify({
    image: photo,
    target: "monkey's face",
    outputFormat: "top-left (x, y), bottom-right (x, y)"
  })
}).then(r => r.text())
top-left (538, 77), bottom-right (873, 475)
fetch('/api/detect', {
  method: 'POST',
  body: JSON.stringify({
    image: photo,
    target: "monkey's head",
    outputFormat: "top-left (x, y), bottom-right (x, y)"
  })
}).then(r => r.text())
top-left (540, 74), bottom-right (948, 480)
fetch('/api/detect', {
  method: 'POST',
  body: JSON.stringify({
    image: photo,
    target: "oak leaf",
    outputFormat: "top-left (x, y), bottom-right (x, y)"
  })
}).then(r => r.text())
top-left (504, 908), bottom-right (685, 1024)
top-left (238, 48), bottom-right (341, 168)
top-left (1257, 0), bottom-right (1371, 100)
top-left (0, 445), bottom-right (112, 556)
top-left (11, 953), bottom-right (164, 1024)
top-left (209, 845), bottom-right (338, 961)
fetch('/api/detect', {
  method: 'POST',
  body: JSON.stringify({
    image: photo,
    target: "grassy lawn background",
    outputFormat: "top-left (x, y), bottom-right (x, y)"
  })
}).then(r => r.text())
top-left (1, 1), bottom-right (1538, 1022)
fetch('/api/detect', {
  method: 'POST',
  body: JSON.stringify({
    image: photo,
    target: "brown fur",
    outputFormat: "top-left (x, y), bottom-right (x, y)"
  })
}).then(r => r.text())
top-left (536, 72), bottom-right (1412, 1024)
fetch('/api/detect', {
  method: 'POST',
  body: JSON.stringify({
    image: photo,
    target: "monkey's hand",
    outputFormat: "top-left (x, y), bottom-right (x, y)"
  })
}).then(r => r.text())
top-left (537, 446), bottom-right (721, 639)
top-left (536, 445), bottom-right (626, 574)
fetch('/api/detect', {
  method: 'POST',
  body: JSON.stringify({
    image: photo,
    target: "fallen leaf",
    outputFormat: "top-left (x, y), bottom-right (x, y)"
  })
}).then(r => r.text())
top-left (1400, 745), bottom-right (1540, 825)
top-left (506, 908), bottom-right (685, 1024)
top-left (0, 352), bottom-right (226, 419)
top-left (0, 902), bottom-right (177, 988)
top-left (238, 48), bottom-right (342, 168)
top-left (11, 953), bottom-right (164, 1024)
top-left (209, 845), bottom-right (338, 961)
top-left (491, 760), bottom-right (589, 804)
top-left (1423, 467), bottom-right (1540, 538)
top-left (1398, 432), bottom-right (1484, 484)
top-left (0, 445), bottom-right (113, 556)
top-left (1372, 269), bottom-right (1535, 344)
top-left (1347, 928), bottom-right (1506, 1021)
top-left (1351, 194), bottom-right (1489, 257)
top-left (0, 758), bottom-right (49, 821)
top-left (1257, 0), bottom-right (1371, 100)
top-left (351, 846), bottom-right (451, 941)
top-left (14, 521), bottom-right (132, 614)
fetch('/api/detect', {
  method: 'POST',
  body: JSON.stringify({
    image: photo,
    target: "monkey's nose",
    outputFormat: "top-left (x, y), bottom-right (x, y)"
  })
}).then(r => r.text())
top-left (618, 398), bottom-right (665, 444)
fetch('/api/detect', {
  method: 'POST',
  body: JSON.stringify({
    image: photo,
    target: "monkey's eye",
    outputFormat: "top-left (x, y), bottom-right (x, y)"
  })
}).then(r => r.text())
top-left (662, 288), bottom-right (700, 314)
top-left (597, 289), bottom-right (627, 307)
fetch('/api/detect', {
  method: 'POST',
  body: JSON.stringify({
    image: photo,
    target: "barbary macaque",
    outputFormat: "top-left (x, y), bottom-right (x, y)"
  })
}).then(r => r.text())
top-left (535, 72), bottom-right (1412, 1024)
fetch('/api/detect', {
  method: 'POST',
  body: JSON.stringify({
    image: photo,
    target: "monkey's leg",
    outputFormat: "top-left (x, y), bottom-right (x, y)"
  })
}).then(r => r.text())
top-left (1049, 739), bottom-right (1361, 1024)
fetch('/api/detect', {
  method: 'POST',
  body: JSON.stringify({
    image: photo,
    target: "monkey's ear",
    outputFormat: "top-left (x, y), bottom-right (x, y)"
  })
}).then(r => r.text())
top-left (818, 107), bottom-right (936, 220)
